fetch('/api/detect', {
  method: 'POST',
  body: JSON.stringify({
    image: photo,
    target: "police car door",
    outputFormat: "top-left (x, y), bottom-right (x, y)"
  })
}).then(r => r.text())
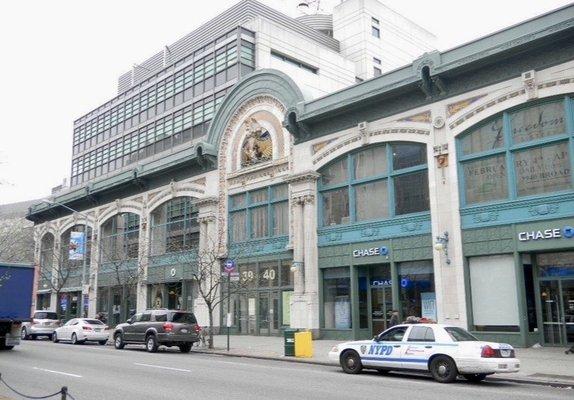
top-left (402, 325), bottom-right (436, 370)
top-left (361, 326), bottom-right (408, 368)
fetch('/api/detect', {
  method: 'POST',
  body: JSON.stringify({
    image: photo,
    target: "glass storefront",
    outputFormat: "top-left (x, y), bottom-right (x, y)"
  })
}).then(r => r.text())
top-left (223, 259), bottom-right (293, 335)
top-left (321, 260), bottom-right (435, 338)
top-left (537, 252), bottom-right (574, 345)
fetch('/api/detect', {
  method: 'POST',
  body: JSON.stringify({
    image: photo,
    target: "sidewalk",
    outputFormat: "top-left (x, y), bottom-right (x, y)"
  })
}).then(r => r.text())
top-left (192, 334), bottom-right (574, 387)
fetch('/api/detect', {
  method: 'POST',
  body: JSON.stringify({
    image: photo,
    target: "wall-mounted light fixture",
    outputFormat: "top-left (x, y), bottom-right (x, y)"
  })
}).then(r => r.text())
top-left (290, 261), bottom-right (303, 272)
top-left (434, 231), bottom-right (451, 264)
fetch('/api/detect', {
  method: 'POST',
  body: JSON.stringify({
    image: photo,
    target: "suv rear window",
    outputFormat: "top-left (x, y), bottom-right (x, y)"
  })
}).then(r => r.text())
top-left (169, 312), bottom-right (197, 324)
top-left (34, 312), bottom-right (58, 320)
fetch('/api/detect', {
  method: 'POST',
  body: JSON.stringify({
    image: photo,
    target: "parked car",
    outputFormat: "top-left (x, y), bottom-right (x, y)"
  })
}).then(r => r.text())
top-left (21, 311), bottom-right (60, 340)
top-left (329, 323), bottom-right (520, 383)
top-left (52, 318), bottom-right (110, 345)
top-left (113, 309), bottom-right (200, 353)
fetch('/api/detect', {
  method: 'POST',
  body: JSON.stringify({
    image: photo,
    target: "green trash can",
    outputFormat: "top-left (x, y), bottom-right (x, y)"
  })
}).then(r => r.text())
top-left (284, 329), bottom-right (298, 356)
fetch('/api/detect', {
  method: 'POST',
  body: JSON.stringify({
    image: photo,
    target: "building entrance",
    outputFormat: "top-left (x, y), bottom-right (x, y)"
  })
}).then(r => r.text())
top-left (371, 285), bottom-right (392, 336)
top-left (537, 252), bottom-right (574, 346)
top-left (540, 279), bottom-right (574, 345)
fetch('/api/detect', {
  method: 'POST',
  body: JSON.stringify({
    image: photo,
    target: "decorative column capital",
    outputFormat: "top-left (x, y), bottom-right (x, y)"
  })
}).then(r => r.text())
top-left (197, 215), bottom-right (216, 224)
top-left (285, 171), bottom-right (321, 184)
top-left (292, 194), bottom-right (315, 205)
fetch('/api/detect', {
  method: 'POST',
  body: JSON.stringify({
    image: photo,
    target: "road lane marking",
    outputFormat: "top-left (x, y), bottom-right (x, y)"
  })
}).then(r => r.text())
top-left (32, 367), bottom-right (82, 378)
top-left (134, 363), bottom-right (191, 372)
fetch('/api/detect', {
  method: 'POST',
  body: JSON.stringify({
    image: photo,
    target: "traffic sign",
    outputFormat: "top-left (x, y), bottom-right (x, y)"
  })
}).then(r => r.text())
top-left (224, 259), bottom-right (236, 273)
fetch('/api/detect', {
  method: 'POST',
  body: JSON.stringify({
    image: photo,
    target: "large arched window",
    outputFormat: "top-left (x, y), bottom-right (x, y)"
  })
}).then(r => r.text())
top-left (40, 233), bottom-right (55, 273)
top-left (100, 213), bottom-right (140, 262)
top-left (60, 225), bottom-right (92, 268)
top-left (457, 97), bottom-right (573, 205)
top-left (150, 197), bottom-right (199, 255)
top-left (318, 142), bottom-right (429, 226)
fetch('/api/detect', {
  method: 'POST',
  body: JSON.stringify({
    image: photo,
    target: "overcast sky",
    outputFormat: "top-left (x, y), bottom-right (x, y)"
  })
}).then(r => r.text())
top-left (0, 0), bottom-right (571, 205)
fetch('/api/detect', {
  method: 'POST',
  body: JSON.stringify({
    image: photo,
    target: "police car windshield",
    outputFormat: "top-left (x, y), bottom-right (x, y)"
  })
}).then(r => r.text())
top-left (444, 327), bottom-right (478, 342)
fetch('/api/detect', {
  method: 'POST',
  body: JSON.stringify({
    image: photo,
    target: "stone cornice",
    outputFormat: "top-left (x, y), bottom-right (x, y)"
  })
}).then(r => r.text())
top-left (193, 196), bottom-right (219, 209)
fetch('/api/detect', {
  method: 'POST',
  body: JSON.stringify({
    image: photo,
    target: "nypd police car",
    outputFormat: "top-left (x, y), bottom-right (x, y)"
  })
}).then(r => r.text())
top-left (328, 324), bottom-right (520, 383)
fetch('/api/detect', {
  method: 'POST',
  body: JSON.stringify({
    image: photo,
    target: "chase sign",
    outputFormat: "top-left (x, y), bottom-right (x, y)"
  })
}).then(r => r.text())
top-left (518, 226), bottom-right (574, 242)
top-left (352, 246), bottom-right (389, 258)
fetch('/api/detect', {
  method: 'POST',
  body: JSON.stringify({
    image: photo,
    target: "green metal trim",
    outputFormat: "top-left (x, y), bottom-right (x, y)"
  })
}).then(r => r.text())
top-left (206, 68), bottom-right (305, 148)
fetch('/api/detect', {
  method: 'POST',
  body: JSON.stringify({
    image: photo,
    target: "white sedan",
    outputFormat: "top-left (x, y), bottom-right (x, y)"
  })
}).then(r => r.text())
top-left (328, 324), bottom-right (520, 383)
top-left (53, 318), bottom-right (110, 345)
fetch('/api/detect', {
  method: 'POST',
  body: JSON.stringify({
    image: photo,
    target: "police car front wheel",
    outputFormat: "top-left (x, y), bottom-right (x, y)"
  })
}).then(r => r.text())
top-left (340, 350), bottom-right (363, 374)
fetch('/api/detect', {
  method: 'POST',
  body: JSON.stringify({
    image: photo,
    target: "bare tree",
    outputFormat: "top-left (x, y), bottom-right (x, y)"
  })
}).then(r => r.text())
top-left (173, 218), bottom-right (248, 349)
top-left (98, 228), bottom-right (146, 323)
top-left (0, 217), bottom-right (34, 264)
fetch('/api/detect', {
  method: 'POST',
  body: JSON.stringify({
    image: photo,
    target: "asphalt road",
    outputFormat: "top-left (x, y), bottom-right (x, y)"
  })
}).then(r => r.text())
top-left (0, 340), bottom-right (571, 400)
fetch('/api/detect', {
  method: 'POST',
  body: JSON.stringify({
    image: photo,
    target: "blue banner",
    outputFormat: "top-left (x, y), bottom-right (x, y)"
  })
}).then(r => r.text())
top-left (69, 231), bottom-right (85, 260)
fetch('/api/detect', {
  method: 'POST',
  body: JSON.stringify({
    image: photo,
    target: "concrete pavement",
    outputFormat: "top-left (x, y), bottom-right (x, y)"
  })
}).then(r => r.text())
top-left (0, 340), bottom-right (572, 400)
top-left (195, 334), bottom-right (574, 387)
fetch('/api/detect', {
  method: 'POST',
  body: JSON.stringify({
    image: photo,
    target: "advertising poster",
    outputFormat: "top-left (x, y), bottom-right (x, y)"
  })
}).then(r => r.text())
top-left (335, 296), bottom-right (351, 329)
top-left (421, 292), bottom-right (437, 321)
top-left (69, 231), bottom-right (85, 260)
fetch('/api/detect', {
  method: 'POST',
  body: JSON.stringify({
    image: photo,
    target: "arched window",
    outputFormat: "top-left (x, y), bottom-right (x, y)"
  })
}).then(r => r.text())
top-left (318, 142), bottom-right (429, 226)
top-left (60, 225), bottom-right (92, 267)
top-left (40, 233), bottom-right (55, 272)
top-left (457, 97), bottom-right (573, 205)
top-left (150, 197), bottom-right (199, 255)
top-left (100, 213), bottom-right (140, 262)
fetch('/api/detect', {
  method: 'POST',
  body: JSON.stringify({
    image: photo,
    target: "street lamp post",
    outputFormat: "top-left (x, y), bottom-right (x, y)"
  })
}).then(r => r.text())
top-left (42, 199), bottom-right (90, 318)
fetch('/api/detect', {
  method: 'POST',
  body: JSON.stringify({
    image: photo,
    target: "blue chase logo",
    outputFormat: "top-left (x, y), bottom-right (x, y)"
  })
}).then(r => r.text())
top-left (518, 226), bottom-right (574, 242)
top-left (563, 226), bottom-right (574, 239)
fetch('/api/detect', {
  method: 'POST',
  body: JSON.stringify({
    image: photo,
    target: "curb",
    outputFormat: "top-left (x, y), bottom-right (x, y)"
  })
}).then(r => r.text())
top-left (191, 349), bottom-right (574, 388)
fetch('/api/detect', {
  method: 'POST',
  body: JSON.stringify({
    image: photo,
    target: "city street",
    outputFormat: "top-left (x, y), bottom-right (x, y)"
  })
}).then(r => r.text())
top-left (0, 340), bottom-right (571, 400)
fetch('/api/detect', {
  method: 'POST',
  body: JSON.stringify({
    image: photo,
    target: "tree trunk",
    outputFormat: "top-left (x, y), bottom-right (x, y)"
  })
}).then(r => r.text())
top-left (208, 306), bottom-right (214, 349)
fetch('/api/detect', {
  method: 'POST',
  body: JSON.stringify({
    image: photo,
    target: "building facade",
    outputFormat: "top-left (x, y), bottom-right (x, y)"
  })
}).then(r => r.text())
top-left (27, 1), bottom-right (574, 347)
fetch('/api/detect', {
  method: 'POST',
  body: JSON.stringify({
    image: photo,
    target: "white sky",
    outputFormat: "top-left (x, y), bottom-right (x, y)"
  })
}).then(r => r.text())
top-left (0, 0), bottom-right (571, 205)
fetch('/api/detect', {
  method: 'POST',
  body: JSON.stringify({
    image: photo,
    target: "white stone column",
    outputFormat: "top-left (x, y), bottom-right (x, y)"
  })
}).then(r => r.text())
top-left (303, 194), bottom-right (320, 332)
top-left (427, 108), bottom-right (467, 328)
top-left (194, 197), bottom-right (220, 330)
top-left (287, 171), bottom-right (321, 331)
top-left (87, 224), bottom-right (99, 318)
top-left (136, 213), bottom-right (150, 313)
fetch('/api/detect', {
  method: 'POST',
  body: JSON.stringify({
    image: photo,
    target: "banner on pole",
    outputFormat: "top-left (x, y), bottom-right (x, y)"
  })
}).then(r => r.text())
top-left (69, 231), bottom-right (85, 260)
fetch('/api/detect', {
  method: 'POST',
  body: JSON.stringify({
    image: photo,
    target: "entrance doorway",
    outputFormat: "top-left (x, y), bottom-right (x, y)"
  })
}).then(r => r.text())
top-left (540, 279), bottom-right (574, 345)
top-left (371, 285), bottom-right (392, 336)
top-left (258, 291), bottom-right (280, 335)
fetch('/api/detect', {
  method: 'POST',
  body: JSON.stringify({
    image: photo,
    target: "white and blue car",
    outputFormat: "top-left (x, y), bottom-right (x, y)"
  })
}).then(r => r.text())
top-left (328, 324), bottom-right (520, 383)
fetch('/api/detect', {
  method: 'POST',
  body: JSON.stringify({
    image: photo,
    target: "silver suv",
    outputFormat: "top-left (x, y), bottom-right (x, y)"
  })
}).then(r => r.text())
top-left (113, 309), bottom-right (200, 353)
top-left (21, 311), bottom-right (60, 340)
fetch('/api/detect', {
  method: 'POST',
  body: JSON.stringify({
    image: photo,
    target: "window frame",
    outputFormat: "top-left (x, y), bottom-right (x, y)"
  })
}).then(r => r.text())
top-left (228, 184), bottom-right (289, 243)
top-left (457, 96), bottom-right (574, 207)
top-left (318, 143), bottom-right (429, 227)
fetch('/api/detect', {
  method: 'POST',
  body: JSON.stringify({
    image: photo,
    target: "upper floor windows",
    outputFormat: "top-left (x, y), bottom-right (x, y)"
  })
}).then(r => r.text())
top-left (100, 213), bottom-right (140, 262)
top-left (319, 143), bottom-right (429, 227)
top-left (150, 197), bottom-right (199, 255)
top-left (458, 97), bottom-right (574, 206)
top-left (229, 184), bottom-right (289, 243)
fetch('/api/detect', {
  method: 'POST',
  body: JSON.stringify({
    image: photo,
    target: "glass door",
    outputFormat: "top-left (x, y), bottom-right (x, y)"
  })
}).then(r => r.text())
top-left (563, 280), bottom-right (574, 344)
top-left (540, 280), bottom-right (563, 345)
top-left (371, 286), bottom-right (392, 337)
top-left (270, 291), bottom-right (280, 335)
top-left (540, 279), bottom-right (574, 346)
top-left (258, 293), bottom-right (270, 335)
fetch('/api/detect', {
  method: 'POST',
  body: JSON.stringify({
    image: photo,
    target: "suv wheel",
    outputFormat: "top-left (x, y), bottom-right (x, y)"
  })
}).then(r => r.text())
top-left (52, 332), bottom-right (59, 343)
top-left (21, 328), bottom-right (29, 340)
top-left (114, 333), bottom-right (125, 349)
top-left (146, 335), bottom-right (158, 353)
top-left (179, 344), bottom-right (192, 353)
